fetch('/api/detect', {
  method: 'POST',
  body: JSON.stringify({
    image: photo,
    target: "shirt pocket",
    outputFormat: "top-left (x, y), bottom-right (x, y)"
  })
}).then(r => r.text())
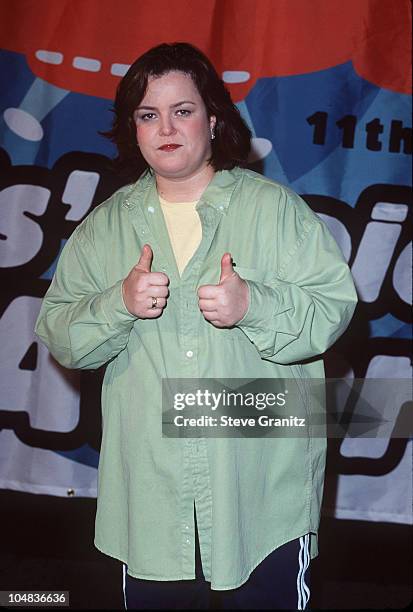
top-left (233, 266), bottom-right (271, 284)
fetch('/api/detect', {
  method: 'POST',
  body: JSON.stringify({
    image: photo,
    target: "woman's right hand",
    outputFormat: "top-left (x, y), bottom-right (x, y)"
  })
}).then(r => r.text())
top-left (122, 244), bottom-right (169, 318)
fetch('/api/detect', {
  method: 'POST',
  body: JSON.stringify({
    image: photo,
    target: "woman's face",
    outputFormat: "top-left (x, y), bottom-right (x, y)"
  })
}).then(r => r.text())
top-left (134, 71), bottom-right (216, 181)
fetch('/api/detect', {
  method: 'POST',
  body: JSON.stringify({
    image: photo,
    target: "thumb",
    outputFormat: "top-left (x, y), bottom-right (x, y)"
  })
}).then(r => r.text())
top-left (135, 244), bottom-right (153, 272)
top-left (219, 253), bottom-right (235, 283)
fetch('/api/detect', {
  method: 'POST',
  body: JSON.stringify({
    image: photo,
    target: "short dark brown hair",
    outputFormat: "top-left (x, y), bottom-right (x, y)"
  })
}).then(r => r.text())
top-left (103, 42), bottom-right (251, 182)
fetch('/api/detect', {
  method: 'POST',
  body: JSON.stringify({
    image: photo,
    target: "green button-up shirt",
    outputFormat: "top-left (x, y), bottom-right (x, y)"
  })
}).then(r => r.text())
top-left (35, 167), bottom-right (357, 589)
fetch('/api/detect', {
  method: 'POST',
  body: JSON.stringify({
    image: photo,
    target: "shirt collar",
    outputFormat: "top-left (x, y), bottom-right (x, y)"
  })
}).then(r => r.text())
top-left (123, 167), bottom-right (241, 215)
top-left (197, 167), bottom-right (241, 214)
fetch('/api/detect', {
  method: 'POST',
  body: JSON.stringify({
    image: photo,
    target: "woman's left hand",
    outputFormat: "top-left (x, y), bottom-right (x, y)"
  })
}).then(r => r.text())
top-left (198, 253), bottom-right (250, 328)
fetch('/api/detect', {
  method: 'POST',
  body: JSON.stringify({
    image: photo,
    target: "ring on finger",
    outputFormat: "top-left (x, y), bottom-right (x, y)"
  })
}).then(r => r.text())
top-left (151, 297), bottom-right (158, 309)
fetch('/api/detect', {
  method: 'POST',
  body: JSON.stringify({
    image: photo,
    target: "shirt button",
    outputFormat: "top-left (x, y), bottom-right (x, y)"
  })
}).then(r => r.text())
top-left (147, 206), bottom-right (155, 213)
top-left (186, 539), bottom-right (190, 544)
top-left (185, 525), bottom-right (189, 530)
top-left (186, 350), bottom-right (194, 358)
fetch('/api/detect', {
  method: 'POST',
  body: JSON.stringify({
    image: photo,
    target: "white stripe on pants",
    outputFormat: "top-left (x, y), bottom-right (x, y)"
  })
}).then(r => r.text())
top-left (297, 534), bottom-right (311, 610)
top-left (123, 563), bottom-right (127, 610)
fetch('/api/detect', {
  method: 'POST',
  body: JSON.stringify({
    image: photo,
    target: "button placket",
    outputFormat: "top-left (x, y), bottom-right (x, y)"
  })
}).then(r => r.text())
top-left (176, 203), bottom-right (224, 576)
top-left (189, 439), bottom-right (213, 581)
top-left (181, 440), bottom-right (196, 576)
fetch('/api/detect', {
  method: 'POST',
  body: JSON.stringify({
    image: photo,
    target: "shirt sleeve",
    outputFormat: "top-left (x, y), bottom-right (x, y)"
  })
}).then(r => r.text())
top-left (236, 203), bottom-right (358, 365)
top-left (35, 223), bottom-right (137, 370)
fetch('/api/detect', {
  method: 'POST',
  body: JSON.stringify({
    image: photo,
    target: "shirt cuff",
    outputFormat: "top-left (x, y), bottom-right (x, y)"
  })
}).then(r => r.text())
top-left (236, 279), bottom-right (279, 342)
top-left (95, 279), bottom-right (137, 328)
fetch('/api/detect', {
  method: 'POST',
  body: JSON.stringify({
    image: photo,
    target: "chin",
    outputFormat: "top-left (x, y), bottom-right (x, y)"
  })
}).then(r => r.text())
top-left (153, 163), bottom-right (191, 178)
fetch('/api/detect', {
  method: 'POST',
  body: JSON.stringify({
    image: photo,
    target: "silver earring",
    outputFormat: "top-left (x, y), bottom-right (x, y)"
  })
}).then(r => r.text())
top-left (211, 127), bottom-right (215, 140)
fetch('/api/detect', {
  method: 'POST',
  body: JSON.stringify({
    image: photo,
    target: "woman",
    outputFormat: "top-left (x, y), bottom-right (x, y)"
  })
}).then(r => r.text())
top-left (35, 42), bottom-right (357, 610)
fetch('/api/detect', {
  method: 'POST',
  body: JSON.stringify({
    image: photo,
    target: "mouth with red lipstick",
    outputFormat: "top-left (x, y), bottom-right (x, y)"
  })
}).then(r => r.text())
top-left (158, 144), bottom-right (183, 152)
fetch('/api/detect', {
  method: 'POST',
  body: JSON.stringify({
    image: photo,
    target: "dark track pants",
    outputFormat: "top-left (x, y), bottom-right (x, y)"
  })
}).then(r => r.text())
top-left (123, 512), bottom-right (311, 610)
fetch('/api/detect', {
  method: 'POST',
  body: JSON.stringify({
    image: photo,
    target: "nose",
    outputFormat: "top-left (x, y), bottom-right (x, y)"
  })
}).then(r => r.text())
top-left (159, 114), bottom-right (177, 137)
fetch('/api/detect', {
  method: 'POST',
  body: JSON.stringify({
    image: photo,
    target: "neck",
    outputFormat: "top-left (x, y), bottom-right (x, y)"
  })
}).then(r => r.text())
top-left (155, 164), bottom-right (215, 202)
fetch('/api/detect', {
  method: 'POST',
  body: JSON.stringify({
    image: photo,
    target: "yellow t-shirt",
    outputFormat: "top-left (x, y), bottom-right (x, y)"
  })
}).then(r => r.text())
top-left (159, 196), bottom-right (202, 276)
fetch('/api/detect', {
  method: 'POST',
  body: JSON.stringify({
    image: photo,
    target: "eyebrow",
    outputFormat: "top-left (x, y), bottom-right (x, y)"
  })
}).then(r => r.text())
top-left (136, 101), bottom-right (197, 110)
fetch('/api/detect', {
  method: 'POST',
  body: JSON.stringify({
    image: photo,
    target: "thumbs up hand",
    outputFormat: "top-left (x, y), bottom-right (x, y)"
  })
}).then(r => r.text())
top-left (197, 253), bottom-right (250, 328)
top-left (122, 244), bottom-right (169, 318)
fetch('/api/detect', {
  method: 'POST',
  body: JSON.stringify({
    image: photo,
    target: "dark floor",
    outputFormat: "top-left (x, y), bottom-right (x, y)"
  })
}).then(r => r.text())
top-left (0, 490), bottom-right (411, 610)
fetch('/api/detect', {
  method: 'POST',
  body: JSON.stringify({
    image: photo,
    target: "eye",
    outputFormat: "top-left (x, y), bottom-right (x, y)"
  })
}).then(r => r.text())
top-left (176, 109), bottom-right (192, 117)
top-left (136, 112), bottom-right (157, 122)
